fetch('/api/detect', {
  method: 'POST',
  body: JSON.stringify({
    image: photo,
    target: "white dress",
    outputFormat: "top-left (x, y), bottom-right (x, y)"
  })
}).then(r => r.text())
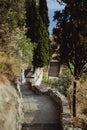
top-left (19, 71), bottom-right (26, 84)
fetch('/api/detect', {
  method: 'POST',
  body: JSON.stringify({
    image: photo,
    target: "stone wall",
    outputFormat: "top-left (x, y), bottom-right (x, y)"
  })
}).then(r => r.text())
top-left (0, 75), bottom-right (24, 130)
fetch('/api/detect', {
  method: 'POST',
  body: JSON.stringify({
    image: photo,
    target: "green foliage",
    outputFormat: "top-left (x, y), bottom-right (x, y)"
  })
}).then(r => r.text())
top-left (0, 0), bottom-right (34, 83)
top-left (0, 0), bottom-right (26, 30)
top-left (53, 0), bottom-right (87, 79)
top-left (79, 67), bottom-right (87, 83)
top-left (26, 0), bottom-right (39, 42)
top-left (42, 72), bottom-right (58, 86)
top-left (0, 0), bottom-right (26, 47)
top-left (42, 65), bottom-right (72, 95)
top-left (26, 0), bottom-right (50, 67)
top-left (39, 0), bottom-right (49, 29)
top-left (33, 22), bottom-right (50, 67)
top-left (42, 72), bottom-right (47, 82)
top-left (58, 66), bottom-right (72, 95)
top-left (0, 0), bottom-right (33, 63)
top-left (54, 0), bottom-right (87, 116)
top-left (39, 0), bottom-right (51, 64)
top-left (17, 29), bottom-right (34, 63)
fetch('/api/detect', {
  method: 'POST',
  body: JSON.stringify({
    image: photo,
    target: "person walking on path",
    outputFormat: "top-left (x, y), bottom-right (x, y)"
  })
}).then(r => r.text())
top-left (19, 69), bottom-right (26, 85)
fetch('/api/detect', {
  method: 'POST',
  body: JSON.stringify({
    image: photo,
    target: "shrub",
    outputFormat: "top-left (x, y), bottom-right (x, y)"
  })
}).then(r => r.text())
top-left (42, 71), bottom-right (58, 86)
top-left (57, 65), bottom-right (72, 96)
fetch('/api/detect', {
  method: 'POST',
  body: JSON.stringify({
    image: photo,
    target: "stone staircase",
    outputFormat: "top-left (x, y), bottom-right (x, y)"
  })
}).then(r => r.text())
top-left (31, 85), bottom-right (82, 130)
top-left (22, 123), bottom-right (61, 130)
top-left (21, 84), bottom-right (63, 130)
top-left (48, 44), bottom-right (60, 79)
top-left (48, 61), bottom-right (60, 78)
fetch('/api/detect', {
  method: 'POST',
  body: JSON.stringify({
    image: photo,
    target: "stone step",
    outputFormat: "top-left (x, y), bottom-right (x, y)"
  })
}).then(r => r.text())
top-left (48, 62), bottom-right (60, 77)
top-left (22, 123), bottom-right (63, 130)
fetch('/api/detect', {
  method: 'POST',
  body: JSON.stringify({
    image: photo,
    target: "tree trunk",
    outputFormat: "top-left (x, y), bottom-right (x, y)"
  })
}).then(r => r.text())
top-left (33, 65), bottom-right (35, 74)
top-left (73, 80), bottom-right (77, 117)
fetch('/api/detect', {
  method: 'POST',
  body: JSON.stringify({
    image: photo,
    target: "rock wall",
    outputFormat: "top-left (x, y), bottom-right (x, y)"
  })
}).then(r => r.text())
top-left (0, 75), bottom-right (24, 130)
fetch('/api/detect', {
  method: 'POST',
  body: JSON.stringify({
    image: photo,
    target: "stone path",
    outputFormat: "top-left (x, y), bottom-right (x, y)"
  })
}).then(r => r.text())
top-left (32, 84), bottom-right (73, 130)
top-left (33, 84), bottom-right (82, 130)
top-left (20, 84), bottom-right (63, 130)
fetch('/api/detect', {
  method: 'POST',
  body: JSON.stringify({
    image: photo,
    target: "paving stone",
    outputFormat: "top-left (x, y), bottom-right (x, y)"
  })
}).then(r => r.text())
top-left (21, 84), bottom-right (62, 130)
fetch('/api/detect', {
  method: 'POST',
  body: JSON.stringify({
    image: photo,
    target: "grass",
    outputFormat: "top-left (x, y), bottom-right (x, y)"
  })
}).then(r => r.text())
top-left (42, 65), bottom-right (72, 96)
top-left (42, 71), bottom-right (58, 86)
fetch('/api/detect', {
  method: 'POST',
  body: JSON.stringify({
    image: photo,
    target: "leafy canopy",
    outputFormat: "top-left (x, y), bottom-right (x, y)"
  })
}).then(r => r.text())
top-left (53, 0), bottom-right (87, 78)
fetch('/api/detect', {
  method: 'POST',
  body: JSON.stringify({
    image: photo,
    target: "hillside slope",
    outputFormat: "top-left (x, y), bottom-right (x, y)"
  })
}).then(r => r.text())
top-left (0, 75), bottom-right (24, 130)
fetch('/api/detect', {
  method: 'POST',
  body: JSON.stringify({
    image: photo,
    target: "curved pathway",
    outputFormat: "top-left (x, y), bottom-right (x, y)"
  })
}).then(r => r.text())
top-left (20, 84), bottom-right (63, 130)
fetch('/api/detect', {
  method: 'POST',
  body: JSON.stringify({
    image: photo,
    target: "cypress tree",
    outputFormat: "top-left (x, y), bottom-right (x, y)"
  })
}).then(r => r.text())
top-left (39, 0), bottom-right (49, 29)
top-left (33, 21), bottom-right (50, 67)
top-left (26, 0), bottom-right (38, 42)
top-left (39, 0), bottom-right (51, 65)
top-left (26, 0), bottom-right (50, 68)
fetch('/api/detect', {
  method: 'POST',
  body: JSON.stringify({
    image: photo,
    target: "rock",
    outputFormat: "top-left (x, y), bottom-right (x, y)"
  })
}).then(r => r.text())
top-left (0, 75), bottom-right (24, 130)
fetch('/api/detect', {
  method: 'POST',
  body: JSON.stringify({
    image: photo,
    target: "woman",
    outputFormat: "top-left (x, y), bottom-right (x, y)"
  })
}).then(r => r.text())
top-left (19, 69), bottom-right (26, 84)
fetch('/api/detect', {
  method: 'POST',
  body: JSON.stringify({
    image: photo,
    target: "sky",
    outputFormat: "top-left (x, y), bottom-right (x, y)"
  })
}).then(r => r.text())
top-left (47, 0), bottom-right (64, 36)
top-left (47, 0), bottom-right (63, 10)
